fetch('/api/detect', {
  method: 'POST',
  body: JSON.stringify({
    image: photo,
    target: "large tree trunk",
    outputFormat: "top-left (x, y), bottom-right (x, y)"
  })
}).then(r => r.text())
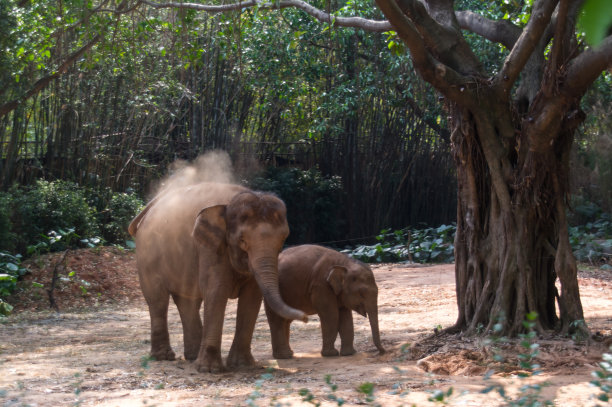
top-left (366, 0), bottom-right (609, 337)
top-left (449, 93), bottom-right (586, 336)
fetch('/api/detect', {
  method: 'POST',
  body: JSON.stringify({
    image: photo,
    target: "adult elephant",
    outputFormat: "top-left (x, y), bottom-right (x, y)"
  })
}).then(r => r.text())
top-left (128, 182), bottom-right (308, 373)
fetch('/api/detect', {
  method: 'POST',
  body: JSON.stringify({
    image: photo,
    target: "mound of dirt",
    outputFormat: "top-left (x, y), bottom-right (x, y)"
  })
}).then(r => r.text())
top-left (7, 247), bottom-right (142, 312)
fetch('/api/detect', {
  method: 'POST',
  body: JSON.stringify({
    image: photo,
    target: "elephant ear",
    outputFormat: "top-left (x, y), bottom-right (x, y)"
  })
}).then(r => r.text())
top-left (326, 266), bottom-right (347, 296)
top-left (192, 205), bottom-right (227, 252)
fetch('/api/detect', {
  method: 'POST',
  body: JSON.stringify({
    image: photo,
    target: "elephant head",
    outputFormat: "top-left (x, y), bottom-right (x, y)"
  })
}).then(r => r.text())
top-left (327, 263), bottom-right (385, 354)
top-left (193, 191), bottom-right (308, 323)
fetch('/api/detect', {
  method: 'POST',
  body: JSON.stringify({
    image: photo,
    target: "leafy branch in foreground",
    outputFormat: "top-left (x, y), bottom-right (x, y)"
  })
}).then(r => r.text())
top-left (482, 312), bottom-right (553, 407)
top-left (591, 348), bottom-right (612, 406)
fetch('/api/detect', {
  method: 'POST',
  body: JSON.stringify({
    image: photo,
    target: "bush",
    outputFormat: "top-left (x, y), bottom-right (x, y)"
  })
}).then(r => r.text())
top-left (0, 251), bottom-right (26, 315)
top-left (345, 224), bottom-right (456, 264)
top-left (101, 192), bottom-right (144, 243)
top-left (569, 211), bottom-right (612, 264)
top-left (0, 192), bottom-right (15, 253)
top-left (7, 180), bottom-right (100, 253)
top-left (247, 167), bottom-right (345, 245)
top-left (0, 182), bottom-right (143, 254)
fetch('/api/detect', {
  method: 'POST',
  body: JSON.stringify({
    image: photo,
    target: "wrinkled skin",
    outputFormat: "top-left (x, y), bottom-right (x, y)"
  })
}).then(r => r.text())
top-left (265, 244), bottom-right (385, 359)
top-left (129, 183), bottom-right (307, 373)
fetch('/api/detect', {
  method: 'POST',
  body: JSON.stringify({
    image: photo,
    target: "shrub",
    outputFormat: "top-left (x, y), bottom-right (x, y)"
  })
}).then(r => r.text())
top-left (568, 205), bottom-right (612, 264)
top-left (6, 180), bottom-right (100, 253)
top-left (0, 251), bottom-right (26, 315)
top-left (101, 192), bottom-right (144, 243)
top-left (345, 224), bottom-right (456, 264)
top-left (0, 192), bottom-right (15, 253)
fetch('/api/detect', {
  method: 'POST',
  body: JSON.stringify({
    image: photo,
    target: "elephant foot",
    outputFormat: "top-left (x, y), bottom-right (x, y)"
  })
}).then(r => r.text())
top-left (272, 348), bottom-right (294, 359)
top-left (184, 342), bottom-right (201, 361)
top-left (227, 349), bottom-right (256, 369)
top-left (321, 348), bottom-right (339, 357)
top-left (340, 346), bottom-right (356, 356)
top-left (195, 347), bottom-right (225, 373)
top-left (151, 347), bottom-right (176, 361)
top-left (184, 351), bottom-right (198, 361)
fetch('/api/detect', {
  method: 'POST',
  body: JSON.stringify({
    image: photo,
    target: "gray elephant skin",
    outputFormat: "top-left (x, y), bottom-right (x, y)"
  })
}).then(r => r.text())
top-left (128, 182), bottom-right (307, 373)
top-left (264, 244), bottom-right (385, 359)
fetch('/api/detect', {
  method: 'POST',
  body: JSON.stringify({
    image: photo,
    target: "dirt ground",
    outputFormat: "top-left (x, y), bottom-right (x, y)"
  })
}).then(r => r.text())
top-left (1, 247), bottom-right (612, 406)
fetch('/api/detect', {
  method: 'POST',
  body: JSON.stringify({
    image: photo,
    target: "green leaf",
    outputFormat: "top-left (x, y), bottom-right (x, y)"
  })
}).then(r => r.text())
top-left (356, 382), bottom-right (374, 395)
top-left (579, 0), bottom-right (612, 46)
top-left (5, 263), bottom-right (19, 272)
top-left (0, 300), bottom-right (13, 316)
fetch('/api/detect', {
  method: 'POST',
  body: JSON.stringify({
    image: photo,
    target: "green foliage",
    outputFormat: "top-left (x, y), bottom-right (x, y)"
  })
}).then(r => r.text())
top-left (591, 348), bottom-right (612, 406)
top-left (346, 212), bottom-right (611, 265)
top-left (355, 382), bottom-right (379, 406)
top-left (6, 180), bottom-right (99, 253)
top-left (27, 228), bottom-right (102, 257)
top-left (482, 312), bottom-right (553, 407)
top-left (96, 190), bottom-right (144, 244)
top-left (0, 182), bottom-right (143, 254)
top-left (568, 208), bottom-right (612, 264)
top-left (345, 224), bottom-right (456, 264)
top-left (579, 0), bottom-right (612, 46)
top-left (247, 167), bottom-right (345, 245)
top-left (428, 387), bottom-right (454, 404)
top-left (0, 252), bottom-right (26, 315)
top-left (0, 193), bottom-right (16, 253)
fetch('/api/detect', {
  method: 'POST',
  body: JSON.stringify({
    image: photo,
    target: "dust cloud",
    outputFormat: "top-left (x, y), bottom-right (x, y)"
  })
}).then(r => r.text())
top-left (152, 150), bottom-right (236, 198)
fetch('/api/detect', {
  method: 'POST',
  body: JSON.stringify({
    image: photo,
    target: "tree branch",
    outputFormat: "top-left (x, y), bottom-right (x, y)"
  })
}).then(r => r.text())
top-left (49, 0), bottom-right (111, 39)
top-left (142, 0), bottom-right (392, 32)
top-left (455, 11), bottom-right (521, 49)
top-left (496, 0), bottom-right (558, 92)
top-left (393, 0), bottom-right (482, 75)
top-left (562, 36), bottom-right (612, 99)
top-left (0, 34), bottom-right (102, 118)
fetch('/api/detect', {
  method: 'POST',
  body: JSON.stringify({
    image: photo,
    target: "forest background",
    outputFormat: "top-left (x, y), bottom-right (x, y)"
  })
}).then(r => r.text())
top-left (0, 0), bottom-right (610, 313)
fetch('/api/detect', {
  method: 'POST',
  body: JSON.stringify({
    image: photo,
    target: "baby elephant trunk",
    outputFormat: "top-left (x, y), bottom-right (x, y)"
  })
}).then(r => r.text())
top-left (366, 299), bottom-right (385, 354)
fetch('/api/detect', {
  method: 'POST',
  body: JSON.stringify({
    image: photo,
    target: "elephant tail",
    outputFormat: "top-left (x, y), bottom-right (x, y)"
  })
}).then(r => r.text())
top-left (128, 195), bottom-right (162, 237)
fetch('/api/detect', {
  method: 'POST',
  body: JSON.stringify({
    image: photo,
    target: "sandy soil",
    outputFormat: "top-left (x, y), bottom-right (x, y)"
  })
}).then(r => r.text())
top-left (1, 248), bottom-right (611, 406)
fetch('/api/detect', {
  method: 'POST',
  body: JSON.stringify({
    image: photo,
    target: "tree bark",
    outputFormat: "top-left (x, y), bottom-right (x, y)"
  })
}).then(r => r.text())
top-left (448, 86), bottom-right (587, 335)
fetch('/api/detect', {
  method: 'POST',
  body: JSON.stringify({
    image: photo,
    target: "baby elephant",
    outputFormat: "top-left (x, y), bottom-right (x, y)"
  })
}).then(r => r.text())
top-left (265, 244), bottom-right (385, 358)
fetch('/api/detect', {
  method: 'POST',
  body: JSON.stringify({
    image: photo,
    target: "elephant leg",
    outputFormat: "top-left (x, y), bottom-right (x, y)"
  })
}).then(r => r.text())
top-left (317, 307), bottom-right (340, 357)
top-left (140, 280), bottom-right (175, 361)
top-left (196, 289), bottom-right (229, 373)
top-left (265, 302), bottom-right (294, 359)
top-left (227, 280), bottom-right (262, 368)
top-left (338, 307), bottom-right (356, 356)
top-left (172, 295), bottom-right (202, 361)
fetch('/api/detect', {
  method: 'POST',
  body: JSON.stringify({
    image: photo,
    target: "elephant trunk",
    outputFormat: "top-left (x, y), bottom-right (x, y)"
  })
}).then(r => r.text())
top-left (367, 299), bottom-right (385, 354)
top-left (250, 255), bottom-right (308, 323)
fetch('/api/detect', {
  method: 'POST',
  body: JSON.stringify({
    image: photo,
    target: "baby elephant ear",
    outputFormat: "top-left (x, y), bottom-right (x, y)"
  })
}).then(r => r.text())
top-left (192, 205), bottom-right (227, 251)
top-left (327, 266), bottom-right (347, 296)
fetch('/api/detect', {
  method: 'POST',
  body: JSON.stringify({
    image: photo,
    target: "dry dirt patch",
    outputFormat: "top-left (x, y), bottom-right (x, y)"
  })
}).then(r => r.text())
top-left (1, 248), bottom-right (611, 406)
